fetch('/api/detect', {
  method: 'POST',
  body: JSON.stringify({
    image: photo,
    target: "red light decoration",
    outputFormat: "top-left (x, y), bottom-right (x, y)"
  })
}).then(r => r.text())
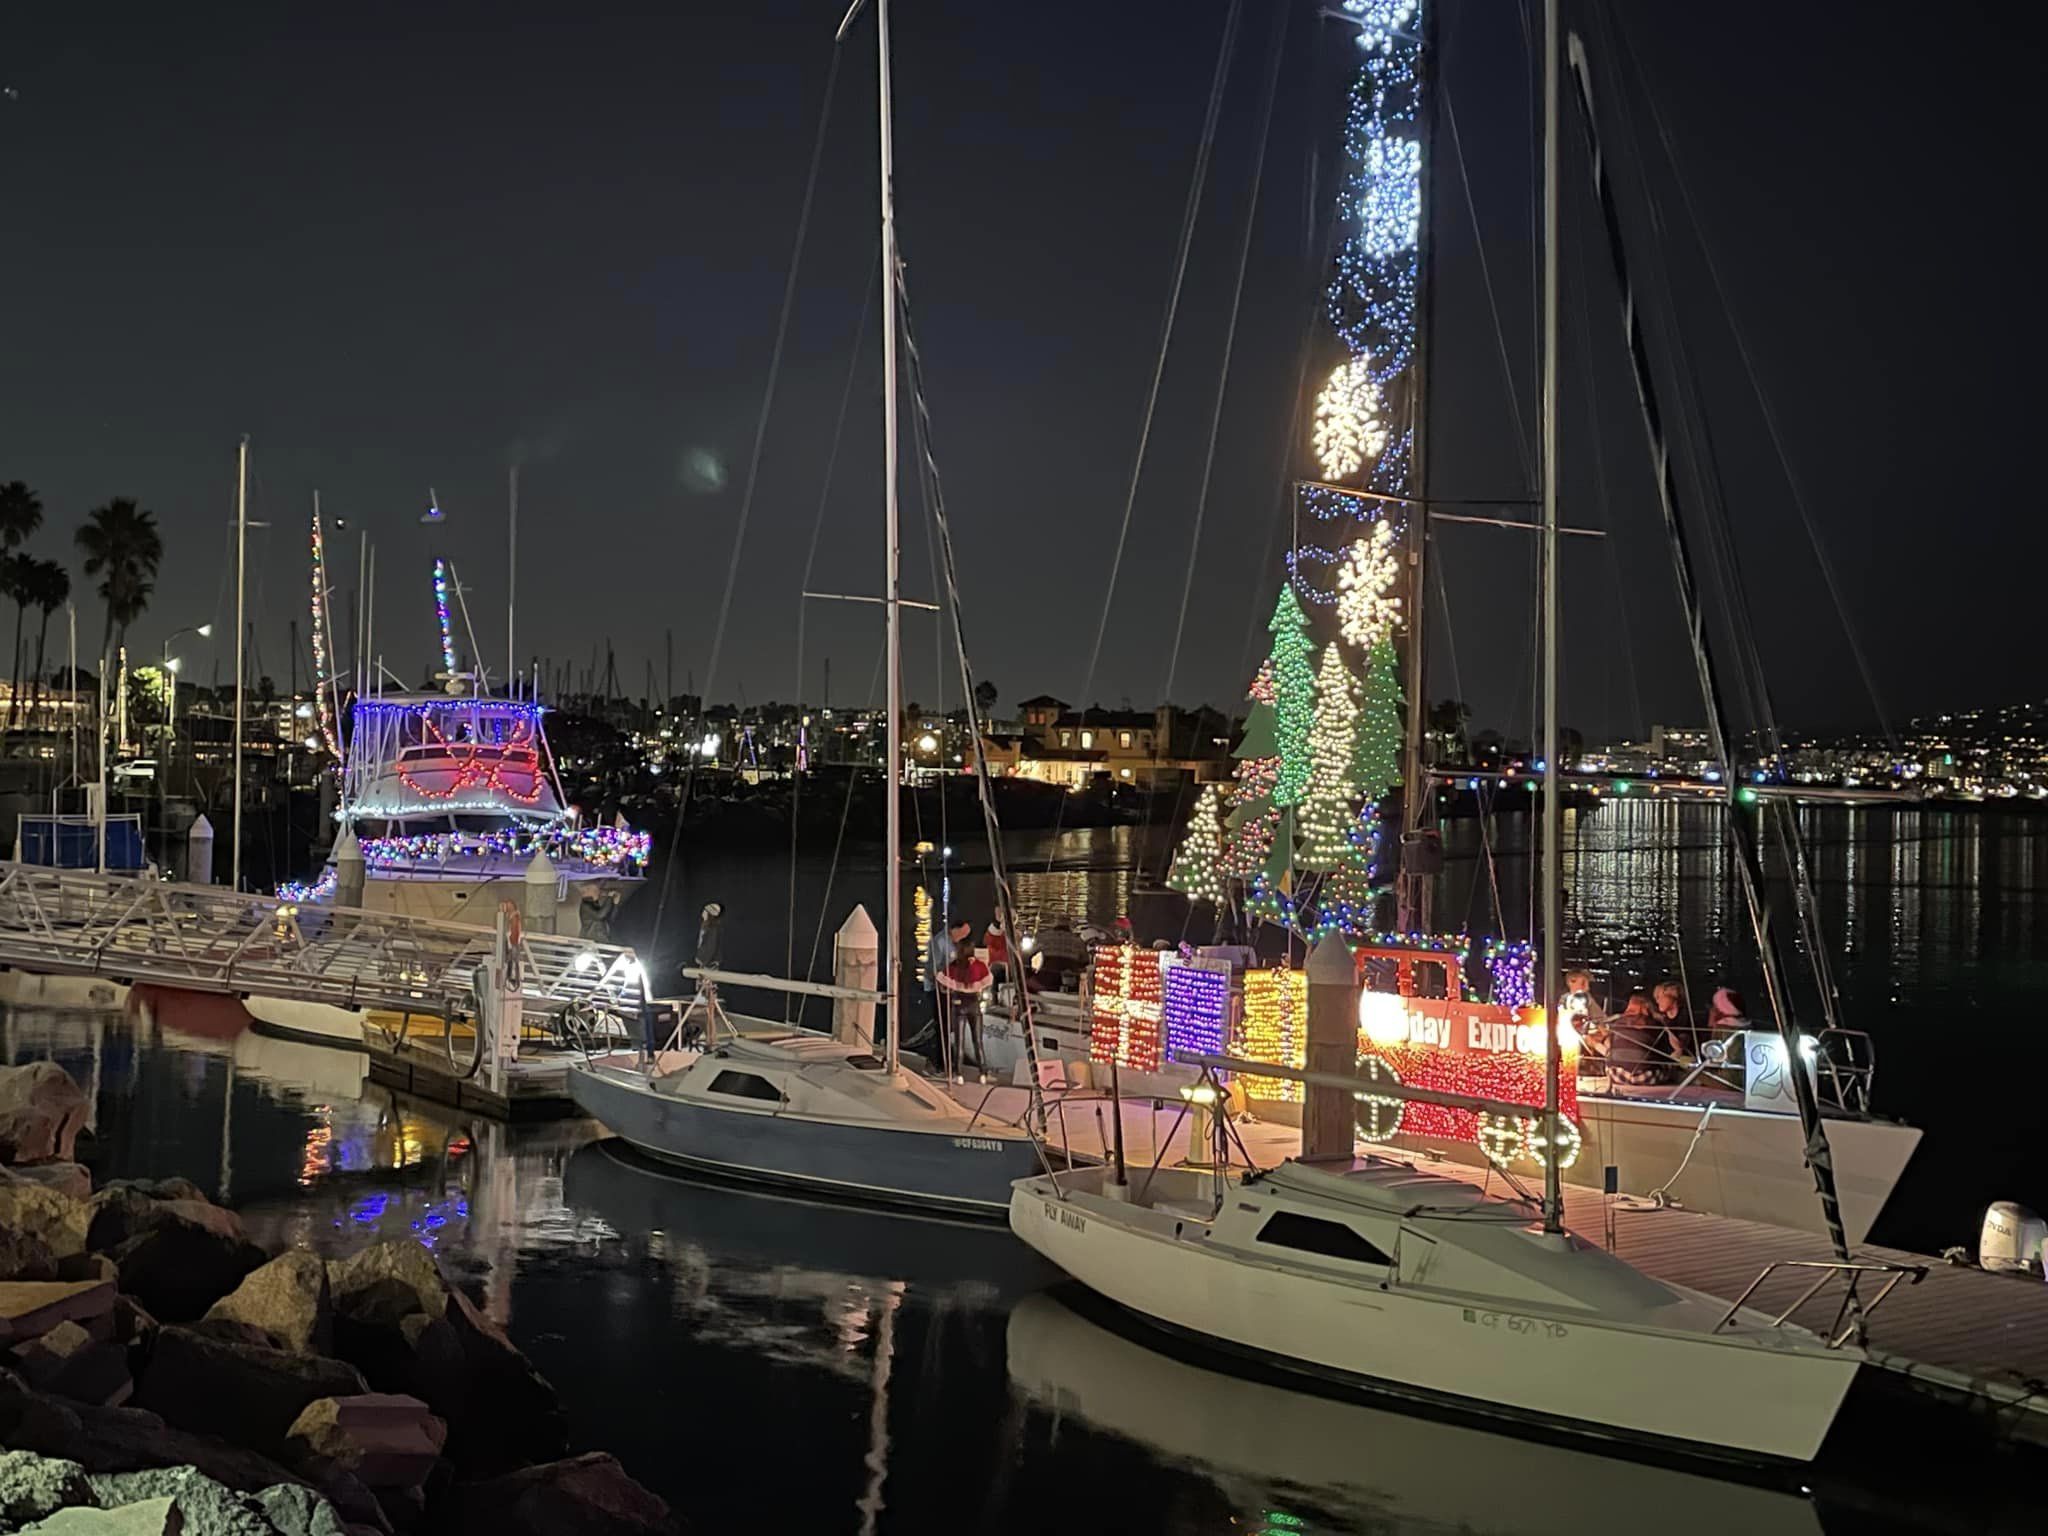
top-left (1355, 991), bottom-right (1579, 1159)
top-left (1088, 944), bottom-right (1163, 1072)
top-left (397, 714), bottom-right (544, 805)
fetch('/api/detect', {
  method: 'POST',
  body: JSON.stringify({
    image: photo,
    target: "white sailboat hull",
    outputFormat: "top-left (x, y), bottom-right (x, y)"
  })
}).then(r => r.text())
top-left (243, 995), bottom-right (369, 1049)
top-left (1010, 1169), bottom-right (1860, 1462)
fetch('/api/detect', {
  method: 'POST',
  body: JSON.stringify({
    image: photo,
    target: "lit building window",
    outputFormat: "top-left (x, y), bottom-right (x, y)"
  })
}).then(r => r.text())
top-left (1080, 730), bottom-right (1094, 749)
top-left (1060, 731), bottom-right (1072, 747)
top-left (1119, 731), bottom-right (1133, 749)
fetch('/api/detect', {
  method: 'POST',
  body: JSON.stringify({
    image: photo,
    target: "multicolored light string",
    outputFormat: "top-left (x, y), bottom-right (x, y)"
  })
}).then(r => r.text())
top-left (309, 510), bottom-right (340, 756)
top-left (432, 558), bottom-right (457, 678)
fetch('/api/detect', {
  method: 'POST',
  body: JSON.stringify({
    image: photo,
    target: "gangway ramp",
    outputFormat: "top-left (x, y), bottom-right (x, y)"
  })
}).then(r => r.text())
top-left (0, 862), bottom-right (645, 1025)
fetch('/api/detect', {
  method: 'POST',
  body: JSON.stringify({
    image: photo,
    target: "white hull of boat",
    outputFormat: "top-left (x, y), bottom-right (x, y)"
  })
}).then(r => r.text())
top-left (243, 995), bottom-right (369, 1050)
top-left (1010, 1165), bottom-right (1860, 1462)
top-left (0, 970), bottom-right (130, 1010)
top-left (1373, 1094), bottom-right (1921, 1247)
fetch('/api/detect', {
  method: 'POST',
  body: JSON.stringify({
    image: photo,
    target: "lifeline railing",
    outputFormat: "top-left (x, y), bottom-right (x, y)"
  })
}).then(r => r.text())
top-left (1713, 1257), bottom-right (1927, 1349)
top-left (0, 862), bottom-right (646, 1024)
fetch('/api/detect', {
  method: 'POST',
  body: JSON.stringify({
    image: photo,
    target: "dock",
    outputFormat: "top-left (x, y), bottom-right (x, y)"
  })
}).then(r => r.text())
top-left (953, 1079), bottom-right (2048, 1446)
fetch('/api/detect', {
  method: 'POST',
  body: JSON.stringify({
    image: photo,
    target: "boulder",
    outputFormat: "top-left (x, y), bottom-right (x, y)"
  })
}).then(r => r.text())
top-left (87, 1186), bottom-right (245, 1257)
top-left (109, 1222), bottom-right (267, 1324)
top-left (21, 1494), bottom-right (177, 1533)
top-left (284, 1396), bottom-right (443, 1493)
top-left (130, 1327), bottom-right (367, 1461)
top-left (89, 1467), bottom-right (288, 1535)
top-left (11, 1317), bottom-right (133, 1406)
top-left (258, 1482), bottom-right (354, 1536)
top-left (451, 1453), bottom-right (681, 1536)
top-left (0, 1175), bottom-right (92, 1262)
top-left (0, 1063), bottom-right (90, 1165)
top-left (204, 1252), bottom-right (331, 1356)
top-left (1, 1224), bottom-right (60, 1281)
top-left (0, 1280), bottom-right (117, 1347)
top-left (0, 1448), bottom-right (95, 1527)
top-left (5, 1163), bottom-right (94, 1202)
top-left (327, 1242), bottom-right (563, 1476)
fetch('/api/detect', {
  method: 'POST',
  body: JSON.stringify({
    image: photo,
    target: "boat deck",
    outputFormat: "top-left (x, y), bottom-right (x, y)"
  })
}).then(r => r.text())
top-left (949, 1079), bottom-right (2048, 1445)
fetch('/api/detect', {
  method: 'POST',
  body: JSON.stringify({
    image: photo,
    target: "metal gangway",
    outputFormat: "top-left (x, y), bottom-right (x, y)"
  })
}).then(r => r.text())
top-left (0, 861), bottom-right (646, 1027)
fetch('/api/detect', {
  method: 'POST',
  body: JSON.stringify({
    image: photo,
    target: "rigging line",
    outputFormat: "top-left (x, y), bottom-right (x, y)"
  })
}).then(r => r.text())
top-left (1162, 0), bottom-right (1290, 707)
top-left (1042, 0), bottom-right (1242, 876)
top-left (795, 640), bottom-right (889, 1032)
top-left (650, 40), bottom-right (842, 956)
top-left (1610, 13), bottom-right (1893, 752)
top-left (1439, 78), bottom-right (1536, 488)
top-left (893, 252), bottom-right (1052, 1132)
top-left (786, 251), bottom-right (880, 1017)
top-left (1425, 548), bottom-right (1504, 934)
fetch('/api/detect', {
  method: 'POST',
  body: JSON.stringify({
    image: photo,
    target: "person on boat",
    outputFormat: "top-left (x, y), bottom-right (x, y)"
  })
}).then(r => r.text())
top-left (1605, 989), bottom-right (1684, 1088)
top-left (938, 946), bottom-right (994, 1082)
top-left (1653, 979), bottom-right (1694, 1060)
top-left (1562, 968), bottom-right (1605, 1067)
top-left (915, 916), bottom-right (970, 1050)
top-left (579, 887), bottom-right (622, 944)
top-left (983, 918), bottom-right (1012, 1005)
top-left (1704, 987), bottom-right (1750, 1049)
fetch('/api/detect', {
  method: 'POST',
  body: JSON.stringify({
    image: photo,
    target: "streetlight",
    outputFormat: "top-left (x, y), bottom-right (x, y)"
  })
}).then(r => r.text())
top-left (163, 623), bottom-right (214, 797)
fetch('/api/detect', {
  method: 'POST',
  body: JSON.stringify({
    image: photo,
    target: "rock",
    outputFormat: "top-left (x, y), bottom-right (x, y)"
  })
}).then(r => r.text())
top-left (13, 1319), bottom-right (133, 1407)
top-left (0, 1447), bottom-right (96, 1526)
top-left (88, 1468), bottom-right (280, 1535)
top-left (284, 1396), bottom-right (443, 1493)
top-left (113, 1295), bottom-right (158, 1350)
top-left (258, 1482), bottom-right (352, 1536)
top-left (5, 1163), bottom-right (94, 1202)
top-left (1, 1224), bottom-right (60, 1280)
top-left (0, 1063), bottom-right (90, 1165)
top-left (87, 1187), bottom-right (245, 1257)
top-left (109, 1223), bottom-right (267, 1324)
top-left (451, 1453), bottom-right (680, 1536)
top-left (327, 1242), bottom-right (563, 1476)
top-left (22, 1493), bottom-right (179, 1532)
top-left (205, 1252), bottom-right (331, 1356)
top-left (130, 1327), bottom-right (367, 1461)
top-left (0, 1174), bottom-right (92, 1261)
top-left (56, 1254), bottom-right (122, 1286)
top-left (0, 1280), bottom-right (117, 1346)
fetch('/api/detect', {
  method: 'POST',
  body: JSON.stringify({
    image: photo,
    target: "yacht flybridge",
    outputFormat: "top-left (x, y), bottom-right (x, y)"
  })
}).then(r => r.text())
top-left (285, 687), bottom-right (648, 931)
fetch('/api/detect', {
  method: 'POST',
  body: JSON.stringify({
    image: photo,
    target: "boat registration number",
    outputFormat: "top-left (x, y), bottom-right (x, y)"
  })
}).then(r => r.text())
top-left (952, 1137), bottom-right (1003, 1151)
top-left (1043, 1200), bottom-right (1086, 1233)
top-left (1463, 1308), bottom-right (1569, 1340)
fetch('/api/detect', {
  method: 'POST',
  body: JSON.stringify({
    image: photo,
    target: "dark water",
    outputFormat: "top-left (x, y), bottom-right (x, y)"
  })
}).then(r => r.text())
top-left (2, 802), bottom-right (2041, 1534)
top-left (0, 1001), bottom-right (2032, 1535)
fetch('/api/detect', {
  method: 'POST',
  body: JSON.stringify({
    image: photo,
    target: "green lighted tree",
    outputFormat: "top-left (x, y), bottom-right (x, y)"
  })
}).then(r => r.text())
top-left (1268, 584), bottom-right (1316, 807)
top-left (1355, 638), bottom-right (1403, 803)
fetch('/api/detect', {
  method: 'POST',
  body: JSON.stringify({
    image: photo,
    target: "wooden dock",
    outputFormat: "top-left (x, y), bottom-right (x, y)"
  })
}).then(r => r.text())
top-left (952, 1079), bottom-right (2048, 1445)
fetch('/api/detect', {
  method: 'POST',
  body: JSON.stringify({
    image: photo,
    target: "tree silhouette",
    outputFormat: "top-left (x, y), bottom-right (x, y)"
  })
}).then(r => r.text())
top-left (75, 498), bottom-right (163, 668)
top-left (24, 560), bottom-right (70, 733)
top-left (0, 481), bottom-right (45, 729)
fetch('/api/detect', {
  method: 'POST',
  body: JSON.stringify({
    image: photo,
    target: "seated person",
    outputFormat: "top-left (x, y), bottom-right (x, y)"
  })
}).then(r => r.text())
top-left (1604, 989), bottom-right (1684, 1088)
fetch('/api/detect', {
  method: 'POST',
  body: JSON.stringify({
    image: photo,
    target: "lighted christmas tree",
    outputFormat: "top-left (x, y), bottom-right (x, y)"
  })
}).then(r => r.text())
top-left (1297, 645), bottom-right (1362, 870)
top-left (1267, 585), bottom-right (1316, 808)
top-left (1322, 808), bottom-right (1381, 924)
top-left (1355, 637), bottom-right (1403, 802)
top-left (1220, 661), bottom-right (1282, 880)
top-left (1167, 784), bottom-right (1228, 904)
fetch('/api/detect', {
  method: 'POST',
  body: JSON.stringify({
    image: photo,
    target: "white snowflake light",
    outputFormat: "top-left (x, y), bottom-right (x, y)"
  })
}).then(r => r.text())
top-left (1343, 0), bottom-right (1419, 56)
top-left (1336, 520), bottom-right (1402, 649)
top-left (1358, 134), bottom-right (1421, 260)
top-left (1312, 356), bottom-right (1387, 481)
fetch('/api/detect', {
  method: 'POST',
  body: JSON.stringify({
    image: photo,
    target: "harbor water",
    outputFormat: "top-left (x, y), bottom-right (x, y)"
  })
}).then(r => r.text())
top-left (3, 800), bottom-right (2041, 1533)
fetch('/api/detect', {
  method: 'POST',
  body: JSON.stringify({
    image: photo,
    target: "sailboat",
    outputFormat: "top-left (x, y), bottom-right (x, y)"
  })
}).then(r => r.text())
top-left (1011, 0), bottom-right (1900, 1462)
top-left (566, 0), bottom-right (1058, 1218)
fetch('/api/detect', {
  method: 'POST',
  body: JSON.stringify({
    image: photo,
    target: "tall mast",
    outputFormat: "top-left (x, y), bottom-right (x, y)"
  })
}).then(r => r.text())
top-left (1398, 0), bottom-right (1440, 935)
top-left (508, 464), bottom-right (519, 698)
top-left (840, 0), bottom-right (904, 1072)
top-left (231, 434), bottom-right (249, 893)
top-left (1538, 0), bottom-right (1564, 1233)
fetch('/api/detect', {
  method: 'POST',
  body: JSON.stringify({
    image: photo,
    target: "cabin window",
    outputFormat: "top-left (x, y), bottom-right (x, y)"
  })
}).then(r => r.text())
top-left (707, 1070), bottom-right (782, 1103)
top-left (1254, 1211), bottom-right (1392, 1266)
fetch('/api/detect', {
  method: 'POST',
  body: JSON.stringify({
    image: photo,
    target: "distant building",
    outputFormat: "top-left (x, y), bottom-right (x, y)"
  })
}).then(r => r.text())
top-left (980, 703), bottom-right (1231, 791)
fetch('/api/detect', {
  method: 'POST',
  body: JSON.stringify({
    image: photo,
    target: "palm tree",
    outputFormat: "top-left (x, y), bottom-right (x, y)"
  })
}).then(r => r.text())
top-left (0, 481), bottom-right (45, 729)
top-left (75, 499), bottom-right (164, 669)
top-left (0, 554), bottom-right (32, 731)
top-left (25, 560), bottom-right (70, 734)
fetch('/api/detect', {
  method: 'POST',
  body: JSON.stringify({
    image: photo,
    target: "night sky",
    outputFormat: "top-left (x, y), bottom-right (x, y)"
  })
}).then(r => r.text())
top-left (3, 2), bottom-right (2039, 742)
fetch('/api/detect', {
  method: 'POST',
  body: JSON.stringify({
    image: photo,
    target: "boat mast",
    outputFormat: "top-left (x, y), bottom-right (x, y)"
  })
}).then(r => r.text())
top-left (232, 434), bottom-right (249, 893)
top-left (507, 464), bottom-right (518, 699)
top-left (1538, 0), bottom-right (1564, 1233)
top-left (1397, 0), bottom-right (1440, 937)
top-left (841, 0), bottom-right (904, 1073)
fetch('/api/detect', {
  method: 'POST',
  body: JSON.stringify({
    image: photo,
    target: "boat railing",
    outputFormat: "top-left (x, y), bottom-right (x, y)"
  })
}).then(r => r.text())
top-left (1712, 1257), bottom-right (1927, 1349)
top-left (1815, 1028), bottom-right (1877, 1115)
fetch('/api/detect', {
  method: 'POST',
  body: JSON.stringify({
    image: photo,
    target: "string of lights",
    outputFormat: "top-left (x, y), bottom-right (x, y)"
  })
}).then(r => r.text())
top-left (309, 511), bottom-right (340, 757)
top-left (432, 558), bottom-right (457, 677)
